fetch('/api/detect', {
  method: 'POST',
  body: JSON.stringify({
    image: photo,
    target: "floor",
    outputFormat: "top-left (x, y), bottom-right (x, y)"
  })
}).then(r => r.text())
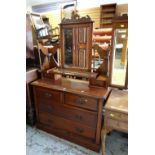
top-left (26, 125), bottom-right (128, 155)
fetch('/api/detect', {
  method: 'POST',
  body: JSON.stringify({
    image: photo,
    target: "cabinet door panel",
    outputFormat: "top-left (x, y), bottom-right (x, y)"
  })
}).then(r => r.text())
top-left (78, 27), bottom-right (87, 43)
top-left (76, 27), bottom-right (89, 69)
top-left (78, 49), bottom-right (86, 68)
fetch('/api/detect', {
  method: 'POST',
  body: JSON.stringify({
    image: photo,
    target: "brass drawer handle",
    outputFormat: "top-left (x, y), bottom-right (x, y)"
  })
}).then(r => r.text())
top-left (41, 105), bottom-right (53, 113)
top-left (47, 119), bottom-right (53, 124)
top-left (44, 124), bottom-right (51, 127)
top-left (46, 107), bottom-right (53, 113)
top-left (110, 113), bottom-right (114, 117)
top-left (75, 114), bottom-right (83, 121)
top-left (44, 92), bottom-right (52, 98)
top-left (76, 98), bottom-right (87, 105)
top-left (75, 127), bottom-right (84, 133)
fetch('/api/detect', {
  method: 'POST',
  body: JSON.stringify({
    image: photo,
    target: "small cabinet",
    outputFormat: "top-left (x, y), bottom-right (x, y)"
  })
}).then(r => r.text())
top-left (110, 15), bottom-right (128, 89)
top-left (60, 17), bottom-right (93, 71)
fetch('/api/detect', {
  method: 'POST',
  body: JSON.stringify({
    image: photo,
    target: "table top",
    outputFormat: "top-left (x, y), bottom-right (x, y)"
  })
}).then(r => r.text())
top-left (31, 78), bottom-right (111, 99)
top-left (105, 89), bottom-right (128, 114)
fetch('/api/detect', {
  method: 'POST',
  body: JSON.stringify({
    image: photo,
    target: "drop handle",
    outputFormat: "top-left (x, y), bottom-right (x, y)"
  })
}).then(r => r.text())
top-left (46, 106), bottom-right (53, 113)
top-left (44, 92), bottom-right (52, 98)
top-left (76, 98), bottom-right (88, 105)
top-left (47, 119), bottom-right (53, 124)
top-left (75, 114), bottom-right (83, 121)
top-left (41, 105), bottom-right (53, 113)
top-left (75, 127), bottom-right (84, 133)
top-left (110, 113), bottom-right (114, 117)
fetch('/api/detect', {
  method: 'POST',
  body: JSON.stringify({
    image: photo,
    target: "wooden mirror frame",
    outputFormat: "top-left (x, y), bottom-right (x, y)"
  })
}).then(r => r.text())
top-left (109, 15), bottom-right (128, 89)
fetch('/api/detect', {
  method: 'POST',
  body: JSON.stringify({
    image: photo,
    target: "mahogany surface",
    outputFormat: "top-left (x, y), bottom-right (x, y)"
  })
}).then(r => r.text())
top-left (32, 78), bottom-right (111, 99)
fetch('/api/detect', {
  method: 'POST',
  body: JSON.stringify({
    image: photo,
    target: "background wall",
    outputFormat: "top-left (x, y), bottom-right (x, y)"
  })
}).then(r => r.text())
top-left (41, 3), bottom-right (128, 29)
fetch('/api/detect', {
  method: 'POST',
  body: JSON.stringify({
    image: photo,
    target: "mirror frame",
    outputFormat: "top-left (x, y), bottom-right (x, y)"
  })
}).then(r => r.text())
top-left (109, 15), bottom-right (128, 89)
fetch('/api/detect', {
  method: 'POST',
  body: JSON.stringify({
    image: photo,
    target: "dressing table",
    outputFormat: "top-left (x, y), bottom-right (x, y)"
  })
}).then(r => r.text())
top-left (31, 14), bottom-right (111, 152)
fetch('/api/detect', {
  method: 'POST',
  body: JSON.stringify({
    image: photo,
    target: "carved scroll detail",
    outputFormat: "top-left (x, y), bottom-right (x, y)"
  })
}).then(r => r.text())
top-left (61, 13), bottom-right (92, 23)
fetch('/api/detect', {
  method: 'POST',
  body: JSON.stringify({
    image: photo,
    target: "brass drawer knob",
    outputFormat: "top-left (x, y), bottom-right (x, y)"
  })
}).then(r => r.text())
top-left (47, 119), bottom-right (53, 124)
top-left (44, 92), bottom-right (52, 98)
top-left (75, 114), bottom-right (83, 121)
top-left (76, 98), bottom-right (87, 105)
top-left (41, 105), bottom-right (53, 113)
top-left (110, 113), bottom-right (114, 117)
top-left (75, 127), bottom-right (84, 133)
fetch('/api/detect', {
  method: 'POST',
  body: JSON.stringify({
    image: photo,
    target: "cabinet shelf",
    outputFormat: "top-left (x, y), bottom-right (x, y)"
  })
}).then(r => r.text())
top-left (101, 16), bottom-right (114, 19)
top-left (102, 10), bottom-right (115, 13)
top-left (100, 3), bottom-right (116, 28)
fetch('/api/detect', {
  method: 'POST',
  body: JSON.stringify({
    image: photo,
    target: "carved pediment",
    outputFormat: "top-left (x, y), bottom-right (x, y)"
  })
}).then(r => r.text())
top-left (61, 13), bottom-right (92, 24)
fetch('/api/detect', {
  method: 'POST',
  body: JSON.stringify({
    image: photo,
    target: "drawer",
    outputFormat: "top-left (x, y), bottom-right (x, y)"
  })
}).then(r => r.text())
top-left (64, 93), bottom-right (98, 111)
top-left (106, 118), bottom-right (128, 132)
top-left (105, 110), bottom-right (128, 122)
top-left (39, 113), bottom-right (96, 139)
top-left (38, 103), bottom-right (98, 128)
top-left (35, 87), bottom-right (61, 104)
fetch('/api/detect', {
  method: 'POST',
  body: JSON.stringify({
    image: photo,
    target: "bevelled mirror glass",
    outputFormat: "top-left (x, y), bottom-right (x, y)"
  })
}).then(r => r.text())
top-left (111, 28), bottom-right (128, 87)
top-left (64, 28), bottom-right (73, 66)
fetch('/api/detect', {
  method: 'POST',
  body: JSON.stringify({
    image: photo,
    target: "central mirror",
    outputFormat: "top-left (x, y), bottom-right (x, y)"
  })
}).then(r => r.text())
top-left (64, 28), bottom-right (73, 66)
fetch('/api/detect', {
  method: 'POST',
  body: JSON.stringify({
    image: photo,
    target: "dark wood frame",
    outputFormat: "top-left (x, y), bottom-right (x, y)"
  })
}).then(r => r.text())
top-left (109, 15), bottom-right (128, 89)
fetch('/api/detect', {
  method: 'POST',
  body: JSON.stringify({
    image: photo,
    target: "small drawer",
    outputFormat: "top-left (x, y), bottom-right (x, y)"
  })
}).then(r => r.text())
top-left (106, 111), bottom-right (128, 122)
top-left (64, 93), bottom-right (98, 111)
top-left (39, 113), bottom-right (96, 139)
top-left (35, 87), bottom-right (61, 104)
top-left (106, 118), bottom-right (128, 132)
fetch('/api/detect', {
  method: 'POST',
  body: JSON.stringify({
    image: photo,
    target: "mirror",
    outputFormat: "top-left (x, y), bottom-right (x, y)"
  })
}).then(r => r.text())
top-left (64, 28), bottom-right (73, 66)
top-left (111, 28), bottom-right (128, 87)
top-left (30, 13), bottom-right (48, 38)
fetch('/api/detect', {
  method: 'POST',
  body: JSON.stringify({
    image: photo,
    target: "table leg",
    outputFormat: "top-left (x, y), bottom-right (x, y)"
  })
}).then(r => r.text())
top-left (101, 128), bottom-right (107, 155)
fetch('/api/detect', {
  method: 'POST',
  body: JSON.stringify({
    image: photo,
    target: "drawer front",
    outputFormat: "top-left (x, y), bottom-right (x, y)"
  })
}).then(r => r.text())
top-left (39, 113), bottom-right (96, 139)
top-left (35, 87), bottom-right (61, 104)
top-left (105, 111), bottom-right (128, 122)
top-left (64, 93), bottom-right (98, 111)
top-left (106, 118), bottom-right (128, 132)
top-left (38, 102), bottom-right (97, 128)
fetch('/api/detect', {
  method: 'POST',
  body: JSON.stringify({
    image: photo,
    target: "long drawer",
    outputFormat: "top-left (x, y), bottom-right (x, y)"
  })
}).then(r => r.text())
top-left (106, 118), bottom-right (128, 132)
top-left (38, 101), bottom-right (97, 128)
top-left (39, 113), bottom-right (96, 139)
top-left (64, 93), bottom-right (98, 111)
top-left (35, 87), bottom-right (61, 104)
top-left (105, 110), bottom-right (128, 122)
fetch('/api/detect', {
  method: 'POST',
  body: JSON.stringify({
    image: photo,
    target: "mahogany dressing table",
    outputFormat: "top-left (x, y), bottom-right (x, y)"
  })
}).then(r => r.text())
top-left (31, 13), bottom-right (111, 152)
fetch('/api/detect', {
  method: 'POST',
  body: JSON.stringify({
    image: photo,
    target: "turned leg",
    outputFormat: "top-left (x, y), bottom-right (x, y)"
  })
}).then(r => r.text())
top-left (101, 128), bottom-right (107, 155)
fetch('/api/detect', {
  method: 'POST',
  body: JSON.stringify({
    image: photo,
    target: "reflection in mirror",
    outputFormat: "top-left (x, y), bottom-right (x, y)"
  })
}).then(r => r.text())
top-left (111, 28), bottom-right (128, 86)
top-left (64, 28), bottom-right (73, 65)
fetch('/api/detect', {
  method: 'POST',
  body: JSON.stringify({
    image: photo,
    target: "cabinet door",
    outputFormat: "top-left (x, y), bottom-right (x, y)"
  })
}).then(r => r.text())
top-left (75, 26), bottom-right (90, 69)
top-left (62, 23), bottom-right (92, 71)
